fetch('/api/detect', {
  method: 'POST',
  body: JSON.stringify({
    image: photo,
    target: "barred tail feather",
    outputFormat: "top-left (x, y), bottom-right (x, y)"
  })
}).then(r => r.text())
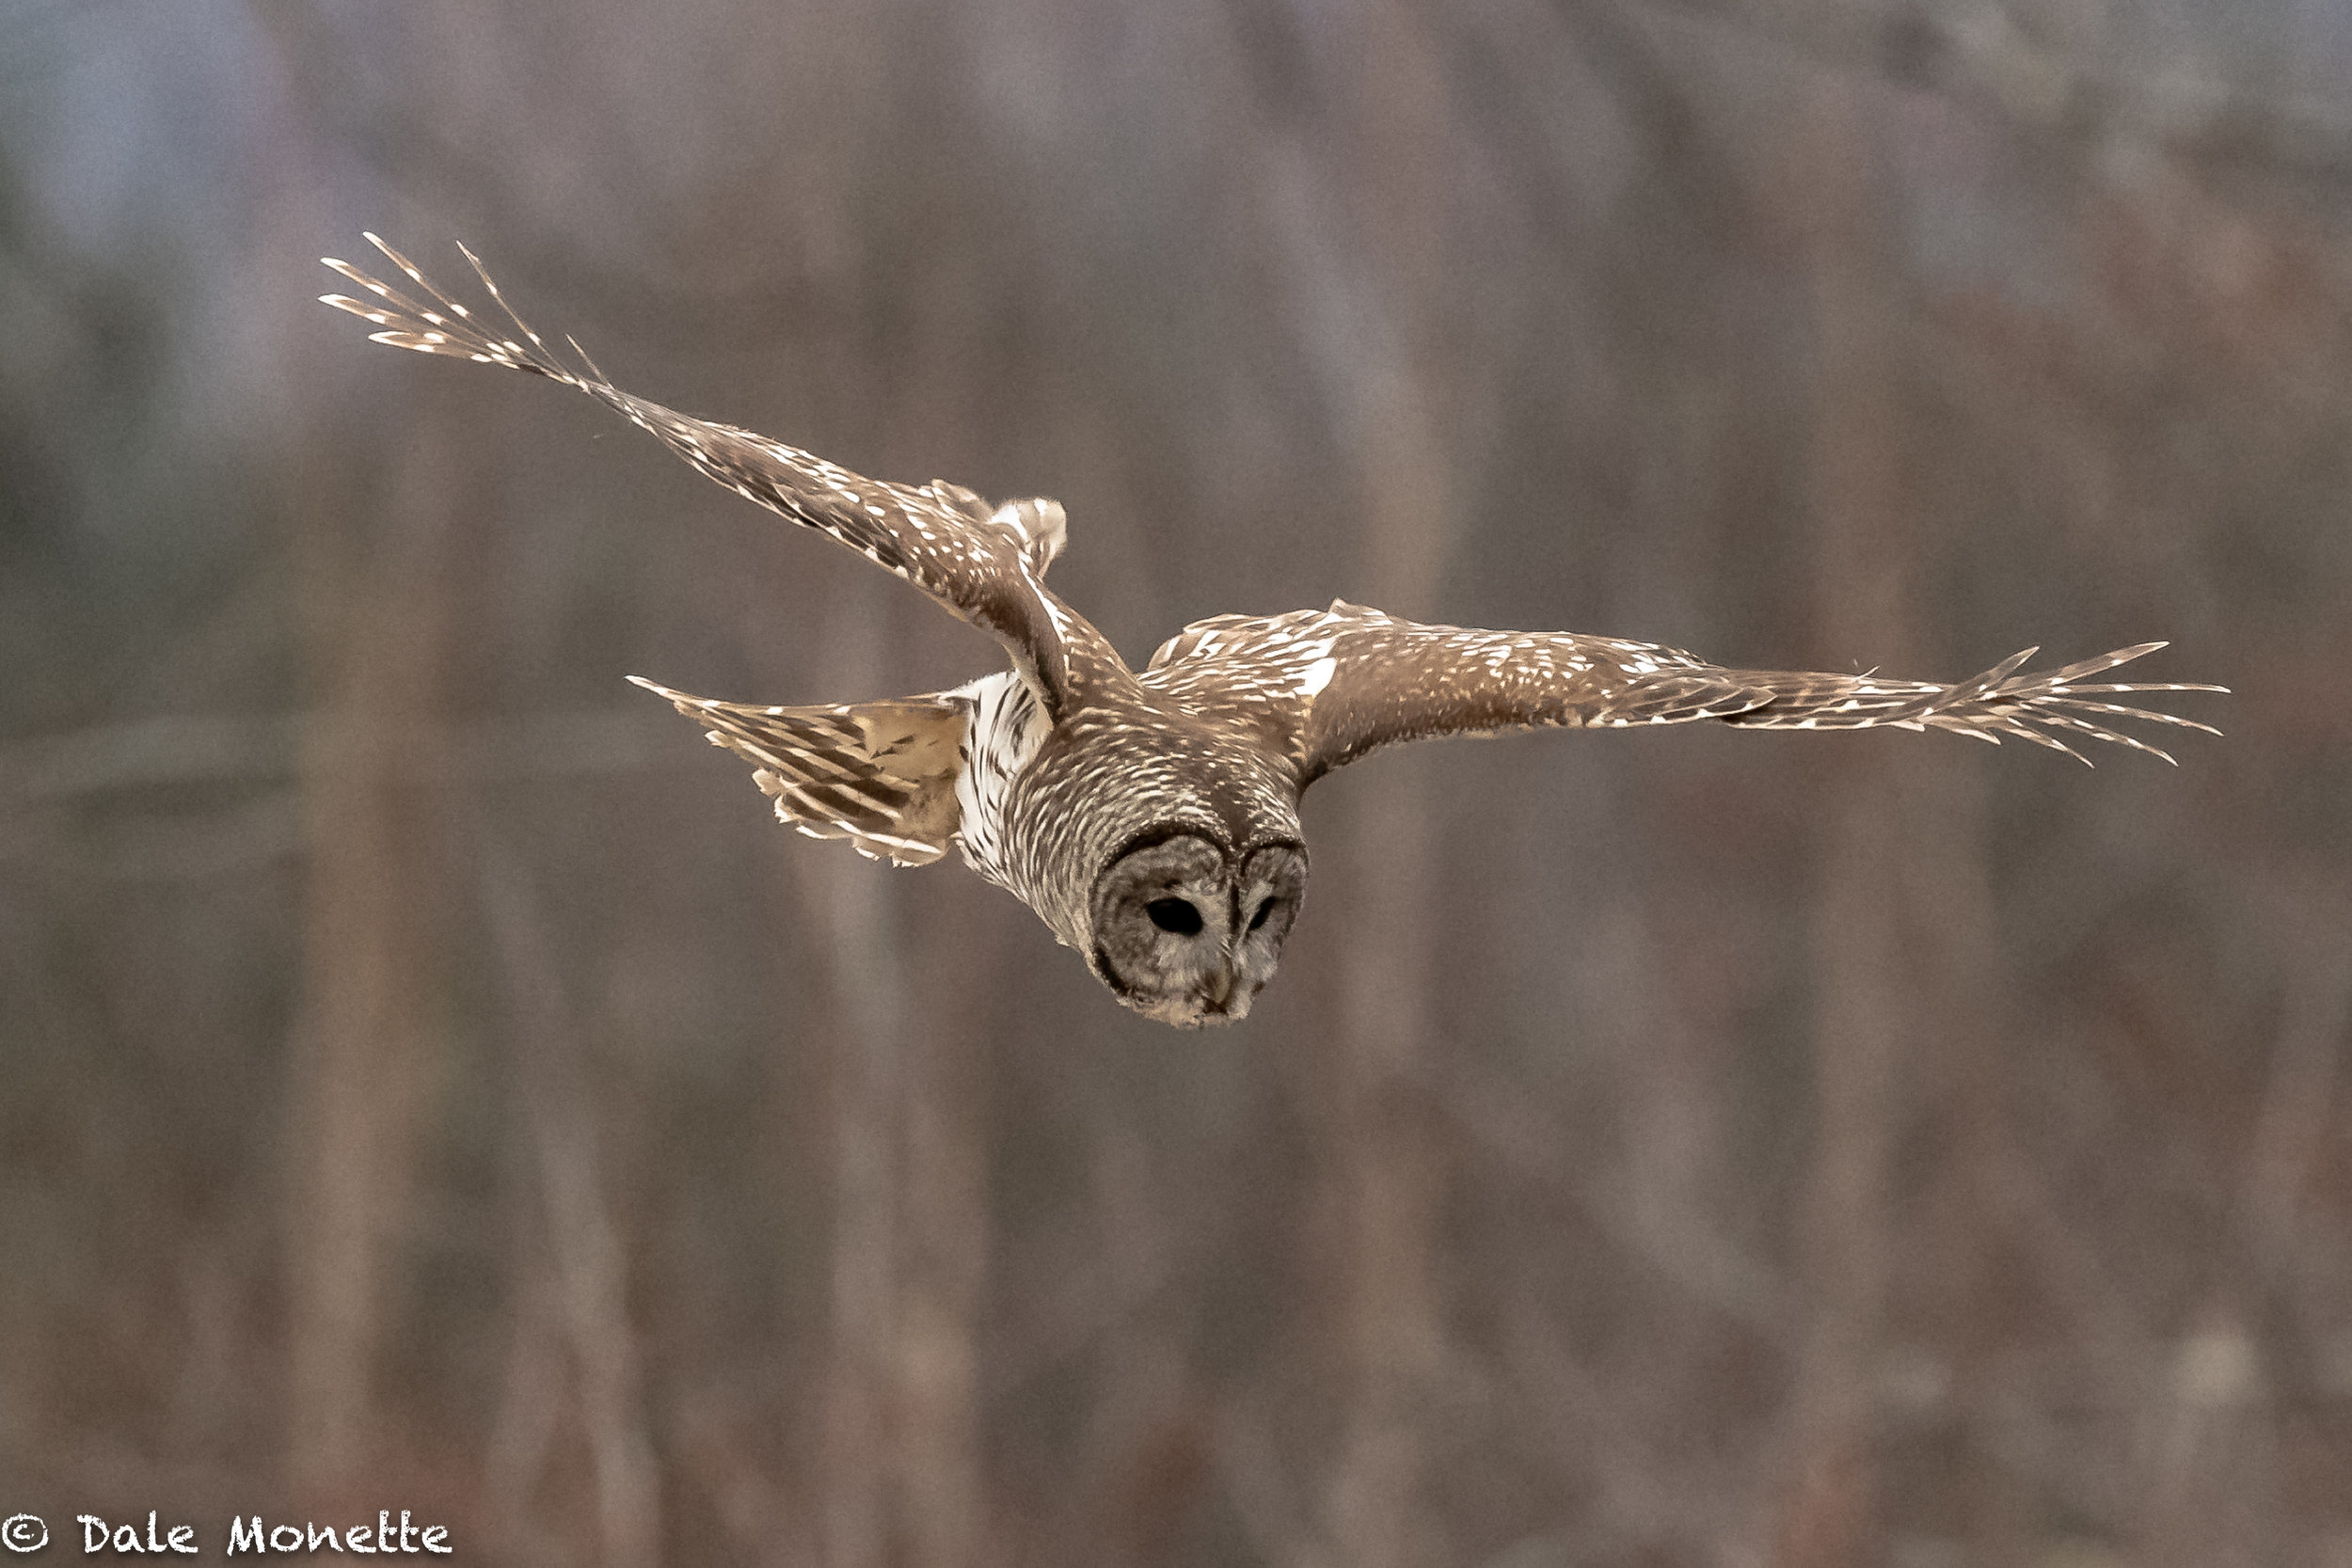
top-left (628, 677), bottom-right (971, 865)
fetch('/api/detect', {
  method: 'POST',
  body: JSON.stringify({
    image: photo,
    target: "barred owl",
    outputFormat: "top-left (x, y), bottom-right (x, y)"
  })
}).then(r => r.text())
top-left (323, 236), bottom-right (2223, 1027)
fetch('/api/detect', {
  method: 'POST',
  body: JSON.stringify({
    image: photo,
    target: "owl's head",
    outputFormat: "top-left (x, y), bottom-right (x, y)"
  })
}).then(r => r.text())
top-left (1086, 828), bottom-right (1307, 1027)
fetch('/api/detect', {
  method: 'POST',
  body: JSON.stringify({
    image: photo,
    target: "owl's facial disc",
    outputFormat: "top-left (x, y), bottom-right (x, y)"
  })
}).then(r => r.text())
top-left (1089, 832), bottom-right (1307, 1028)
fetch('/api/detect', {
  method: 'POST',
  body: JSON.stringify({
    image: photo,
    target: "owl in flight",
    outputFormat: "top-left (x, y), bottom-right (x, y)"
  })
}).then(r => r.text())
top-left (323, 236), bottom-right (2223, 1027)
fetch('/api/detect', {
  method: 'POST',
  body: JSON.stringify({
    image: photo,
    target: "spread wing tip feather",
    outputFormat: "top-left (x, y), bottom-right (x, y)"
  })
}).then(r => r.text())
top-left (326, 234), bottom-right (1091, 719)
top-left (1723, 641), bottom-right (2222, 765)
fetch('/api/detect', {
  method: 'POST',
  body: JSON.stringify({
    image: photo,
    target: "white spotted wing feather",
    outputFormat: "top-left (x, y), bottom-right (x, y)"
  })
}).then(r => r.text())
top-left (1147, 602), bottom-right (2224, 778)
top-left (321, 234), bottom-right (1089, 714)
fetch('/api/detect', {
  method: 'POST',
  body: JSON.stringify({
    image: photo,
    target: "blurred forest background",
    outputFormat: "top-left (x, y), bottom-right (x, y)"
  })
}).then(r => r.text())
top-left (1, 0), bottom-right (2346, 1564)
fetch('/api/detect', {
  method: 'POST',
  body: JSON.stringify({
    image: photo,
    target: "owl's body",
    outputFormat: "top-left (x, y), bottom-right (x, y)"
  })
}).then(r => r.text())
top-left (324, 236), bottom-right (2225, 1027)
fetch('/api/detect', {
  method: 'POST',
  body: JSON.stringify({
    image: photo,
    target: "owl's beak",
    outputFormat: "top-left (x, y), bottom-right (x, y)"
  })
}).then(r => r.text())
top-left (1200, 965), bottom-right (1255, 1021)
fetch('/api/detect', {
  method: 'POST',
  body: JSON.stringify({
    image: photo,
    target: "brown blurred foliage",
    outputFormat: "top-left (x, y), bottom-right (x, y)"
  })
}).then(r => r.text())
top-left (2, 1), bottom-right (2347, 1564)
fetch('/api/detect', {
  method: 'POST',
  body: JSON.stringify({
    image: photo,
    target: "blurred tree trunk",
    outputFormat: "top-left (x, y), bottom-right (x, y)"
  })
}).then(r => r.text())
top-left (1904, 761), bottom-right (2037, 1568)
top-left (280, 394), bottom-right (464, 1503)
top-left (1304, 10), bottom-right (1460, 1567)
top-left (482, 845), bottom-right (661, 1568)
top-left (1772, 83), bottom-right (1907, 1568)
top-left (803, 570), bottom-right (988, 1568)
top-left (894, 886), bottom-right (991, 1568)
top-left (807, 576), bottom-right (908, 1568)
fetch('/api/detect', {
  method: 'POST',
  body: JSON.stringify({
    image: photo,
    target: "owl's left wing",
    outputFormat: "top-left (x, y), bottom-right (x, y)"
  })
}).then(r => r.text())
top-left (1144, 602), bottom-right (2224, 781)
top-left (321, 235), bottom-right (1080, 709)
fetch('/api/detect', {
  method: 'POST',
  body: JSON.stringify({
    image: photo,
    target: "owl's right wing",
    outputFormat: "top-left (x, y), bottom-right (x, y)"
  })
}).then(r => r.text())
top-left (1144, 602), bottom-right (2224, 782)
top-left (322, 234), bottom-right (1083, 712)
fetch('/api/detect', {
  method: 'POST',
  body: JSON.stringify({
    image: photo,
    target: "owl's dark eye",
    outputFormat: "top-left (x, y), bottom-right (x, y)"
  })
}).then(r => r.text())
top-left (1248, 898), bottom-right (1276, 931)
top-left (1146, 898), bottom-right (1203, 936)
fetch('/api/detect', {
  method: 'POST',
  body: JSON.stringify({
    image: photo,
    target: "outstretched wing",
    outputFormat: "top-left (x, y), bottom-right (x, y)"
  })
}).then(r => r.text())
top-left (1143, 602), bottom-right (2225, 783)
top-left (630, 678), bottom-right (969, 865)
top-left (321, 234), bottom-right (1084, 711)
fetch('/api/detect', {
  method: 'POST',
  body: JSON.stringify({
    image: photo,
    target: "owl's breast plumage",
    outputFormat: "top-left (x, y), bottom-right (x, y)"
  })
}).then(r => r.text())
top-left (950, 671), bottom-right (1054, 895)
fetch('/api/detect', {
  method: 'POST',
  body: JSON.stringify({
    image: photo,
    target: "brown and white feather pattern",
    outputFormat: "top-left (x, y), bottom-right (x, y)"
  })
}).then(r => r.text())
top-left (628, 679), bottom-right (974, 865)
top-left (952, 671), bottom-right (1056, 893)
top-left (322, 235), bottom-right (2225, 1027)
top-left (320, 233), bottom-right (1099, 715)
top-left (1146, 602), bottom-right (2223, 774)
